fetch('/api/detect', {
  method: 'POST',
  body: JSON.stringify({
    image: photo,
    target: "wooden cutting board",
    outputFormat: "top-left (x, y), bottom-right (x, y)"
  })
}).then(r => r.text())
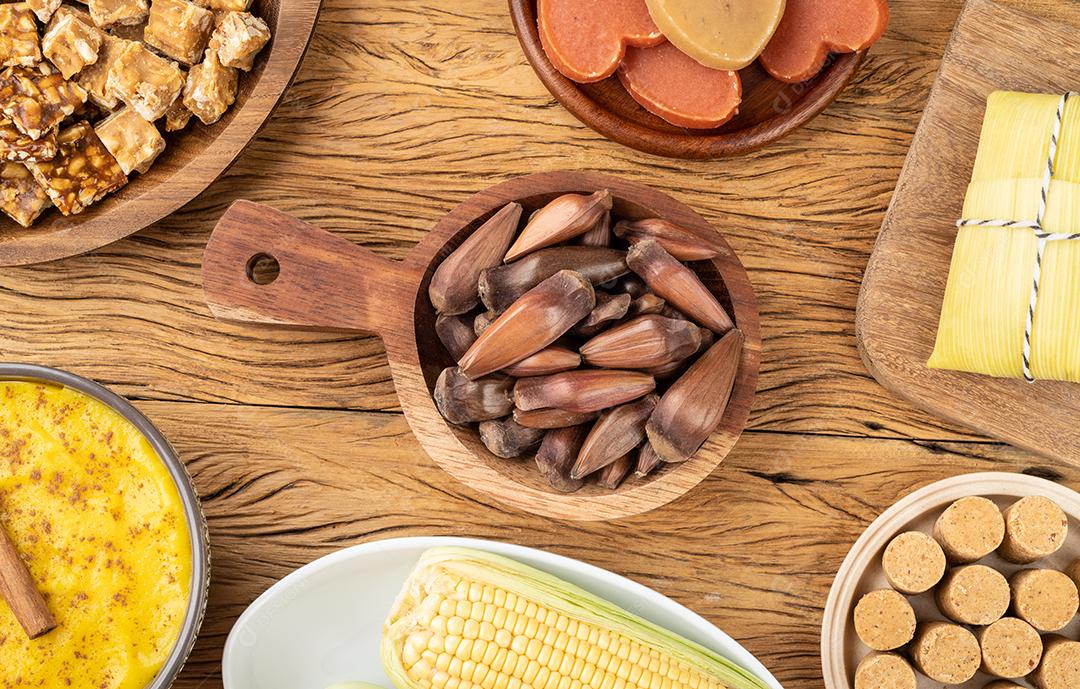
top-left (856, 0), bottom-right (1080, 463)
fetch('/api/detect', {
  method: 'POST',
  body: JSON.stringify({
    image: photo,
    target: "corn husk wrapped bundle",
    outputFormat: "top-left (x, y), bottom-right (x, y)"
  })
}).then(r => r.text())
top-left (383, 547), bottom-right (771, 689)
top-left (928, 91), bottom-right (1080, 382)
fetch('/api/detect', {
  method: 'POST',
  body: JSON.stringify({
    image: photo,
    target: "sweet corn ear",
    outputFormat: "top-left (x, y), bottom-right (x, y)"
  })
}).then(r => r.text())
top-left (382, 547), bottom-right (770, 689)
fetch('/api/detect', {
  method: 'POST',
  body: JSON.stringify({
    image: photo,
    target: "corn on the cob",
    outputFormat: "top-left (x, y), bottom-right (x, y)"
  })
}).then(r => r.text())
top-left (928, 91), bottom-right (1080, 382)
top-left (382, 548), bottom-right (770, 689)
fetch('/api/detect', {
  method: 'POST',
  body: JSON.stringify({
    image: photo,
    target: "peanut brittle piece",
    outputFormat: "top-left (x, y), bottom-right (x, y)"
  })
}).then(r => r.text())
top-left (0, 162), bottom-right (50, 226)
top-left (192, 0), bottom-right (252, 12)
top-left (94, 106), bottom-right (163, 174)
top-left (144, 0), bottom-right (213, 64)
top-left (42, 14), bottom-right (103, 79)
top-left (77, 32), bottom-right (127, 109)
top-left (87, 0), bottom-right (148, 29)
top-left (182, 48), bottom-right (234, 124)
top-left (209, 10), bottom-right (268, 71)
top-left (163, 93), bottom-right (190, 130)
top-left (0, 4), bottom-right (41, 69)
top-left (27, 0), bottom-right (62, 24)
top-left (106, 40), bottom-right (183, 120)
top-left (46, 4), bottom-right (94, 34)
top-left (0, 63), bottom-right (87, 140)
top-left (0, 117), bottom-right (57, 161)
top-left (27, 121), bottom-right (126, 214)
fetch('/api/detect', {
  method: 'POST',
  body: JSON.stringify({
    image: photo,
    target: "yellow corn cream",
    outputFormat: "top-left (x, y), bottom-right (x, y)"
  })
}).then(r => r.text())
top-left (0, 381), bottom-right (191, 689)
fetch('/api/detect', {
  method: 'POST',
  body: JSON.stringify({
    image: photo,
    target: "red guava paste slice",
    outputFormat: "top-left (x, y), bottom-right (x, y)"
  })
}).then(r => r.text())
top-left (538, 0), bottom-right (665, 83)
top-left (617, 42), bottom-right (742, 130)
top-left (759, 0), bottom-right (889, 83)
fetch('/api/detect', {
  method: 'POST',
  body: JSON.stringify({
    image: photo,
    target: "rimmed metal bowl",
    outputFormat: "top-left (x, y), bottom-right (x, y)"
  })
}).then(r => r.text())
top-left (0, 363), bottom-right (209, 689)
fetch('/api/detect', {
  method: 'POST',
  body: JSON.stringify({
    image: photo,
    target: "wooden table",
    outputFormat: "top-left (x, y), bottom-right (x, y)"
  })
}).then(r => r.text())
top-left (2, 1), bottom-right (1077, 687)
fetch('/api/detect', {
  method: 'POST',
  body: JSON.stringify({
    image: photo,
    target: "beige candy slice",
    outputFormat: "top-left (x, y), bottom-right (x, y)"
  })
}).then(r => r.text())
top-left (978, 617), bottom-right (1043, 678)
top-left (1011, 569), bottom-right (1079, 632)
top-left (853, 589), bottom-right (916, 652)
top-left (999, 495), bottom-right (1068, 564)
top-left (933, 495), bottom-right (1005, 563)
top-left (911, 622), bottom-right (981, 685)
top-left (643, 0), bottom-right (785, 70)
top-left (936, 564), bottom-right (1011, 625)
top-left (1032, 636), bottom-right (1080, 689)
top-left (882, 530), bottom-right (946, 594)
top-left (854, 653), bottom-right (916, 689)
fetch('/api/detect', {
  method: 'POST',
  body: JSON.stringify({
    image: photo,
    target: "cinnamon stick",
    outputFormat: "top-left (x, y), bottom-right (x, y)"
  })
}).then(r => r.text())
top-left (0, 521), bottom-right (55, 639)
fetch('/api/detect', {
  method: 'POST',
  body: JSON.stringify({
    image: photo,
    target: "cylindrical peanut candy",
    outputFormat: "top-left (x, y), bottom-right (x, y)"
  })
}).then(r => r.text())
top-left (1010, 568), bottom-right (1079, 632)
top-left (935, 564), bottom-right (1011, 625)
top-left (910, 621), bottom-right (981, 685)
top-left (999, 495), bottom-right (1068, 564)
top-left (933, 496), bottom-right (1005, 563)
top-left (977, 617), bottom-right (1043, 678)
top-left (853, 589), bottom-right (916, 651)
top-left (1031, 636), bottom-right (1080, 689)
top-left (882, 530), bottom-right (946, 594)
top-left (853, 653), bottom-right (916, 689)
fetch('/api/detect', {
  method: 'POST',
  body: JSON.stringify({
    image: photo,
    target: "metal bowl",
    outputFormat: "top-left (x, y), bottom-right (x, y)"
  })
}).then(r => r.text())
top-left (0, 363), bottom-right (209, 689)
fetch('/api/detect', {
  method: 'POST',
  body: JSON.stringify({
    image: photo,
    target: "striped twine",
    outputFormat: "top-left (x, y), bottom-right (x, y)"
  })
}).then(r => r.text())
top-left (956, 92), bottom-right (1080, 382)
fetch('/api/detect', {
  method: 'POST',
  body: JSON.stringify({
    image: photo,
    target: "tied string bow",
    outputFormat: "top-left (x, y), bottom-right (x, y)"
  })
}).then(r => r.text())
top-left (957, 92), bottom-right (1080, 382)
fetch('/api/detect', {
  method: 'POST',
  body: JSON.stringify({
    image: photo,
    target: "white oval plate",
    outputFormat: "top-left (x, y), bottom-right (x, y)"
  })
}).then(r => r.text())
top-left (222, 536), bottom-right (784, 689)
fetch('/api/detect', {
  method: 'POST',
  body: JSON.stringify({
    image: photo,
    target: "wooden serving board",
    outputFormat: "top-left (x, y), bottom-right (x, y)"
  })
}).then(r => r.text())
top-left (856, 0), bottom-right (1080, 464)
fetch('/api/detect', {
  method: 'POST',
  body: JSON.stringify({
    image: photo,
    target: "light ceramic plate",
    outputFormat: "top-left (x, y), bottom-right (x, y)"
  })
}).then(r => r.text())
top-left (222, 536), bottom-right (784, 689)
top-left (821, 472), bottom-right (1080, 689)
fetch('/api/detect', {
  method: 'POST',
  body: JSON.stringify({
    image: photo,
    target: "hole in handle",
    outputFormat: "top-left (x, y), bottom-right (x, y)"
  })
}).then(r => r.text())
top-left (246, 253), bottom-right (280, 285)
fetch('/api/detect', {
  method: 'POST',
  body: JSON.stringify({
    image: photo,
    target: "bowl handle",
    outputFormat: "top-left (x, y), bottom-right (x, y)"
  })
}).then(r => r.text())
top-left (202, 200), bottom-right (416, 338)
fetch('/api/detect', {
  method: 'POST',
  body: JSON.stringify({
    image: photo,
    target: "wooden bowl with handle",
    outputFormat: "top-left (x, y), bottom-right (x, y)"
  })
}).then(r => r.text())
top-left (201, 171), bottom-right (761, 521)
top-left (509, 0), bottom-right (866, 159)
top-left (0, 0), bottom-right (322, 267)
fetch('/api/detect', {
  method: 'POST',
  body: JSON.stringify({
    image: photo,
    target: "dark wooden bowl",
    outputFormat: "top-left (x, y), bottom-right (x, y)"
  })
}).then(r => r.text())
top-left (509, 0), bottom-right (866, 159)
top-left (201, 171), bottom-right (761, 521)
top-left (0, 0), bottom-right (322, 267)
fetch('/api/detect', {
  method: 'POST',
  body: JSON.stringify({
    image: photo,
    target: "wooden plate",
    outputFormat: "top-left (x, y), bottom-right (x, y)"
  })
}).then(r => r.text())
top-left (856, 0), bottom-right (1080, 464)
top-left (0, 0), bottom-right (322, 267)
top-left (201, 171), bottom-right (761, 521)
top-left (508, 0), bottom-right (866, 159)
top-left (822, 472), bottom-right (1080, 689)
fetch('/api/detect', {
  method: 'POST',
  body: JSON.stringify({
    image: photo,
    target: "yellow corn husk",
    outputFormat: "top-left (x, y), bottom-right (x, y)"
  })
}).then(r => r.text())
top-left (928, 91), bottom-right (1080, 382)
top-left (382, 547), bottom-right (770, 689)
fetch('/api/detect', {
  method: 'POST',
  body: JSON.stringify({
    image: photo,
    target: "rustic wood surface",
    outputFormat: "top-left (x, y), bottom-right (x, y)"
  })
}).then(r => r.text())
top-left (2, 0), bottom-right (1080, 687)
top-left (858, 0), bottom-right (1080, 467)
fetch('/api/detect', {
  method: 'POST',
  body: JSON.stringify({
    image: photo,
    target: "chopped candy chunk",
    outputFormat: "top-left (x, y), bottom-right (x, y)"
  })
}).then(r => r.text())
top-left (191, 0), bottom-right (252, 12)
top-left (87, 0), bottom-right (149, 29)
top-left (182, 48), bottom-right (235, 124)
top-left (209, 10), bottom-right (268, 71)
top-left (26, 0), bottom-right (62, 23)
top-left (26, 120), bottom-right (126, 215)
top-left (0, 117), bottom-right (57, 162)
top-left (45, 4), bottom-right (93, 34)
top-left (144, 0), bottom-right (213, 64)
top-left (76, 32), bottom-right (127, 109)
top-left (105, 40), bottom-right (183, 120)
top-left (0, 4), bottom-right (41, 69)
top-left (0, 161), bottom-right (50, 226)
top-left (163, 94), bottom-right (190, 130)
top-left (94, 106), bottom-right (163, 174)
top-left (42, 14), bottom-right (103, 79)
top-left (0, 63), bottom-right (87, 140)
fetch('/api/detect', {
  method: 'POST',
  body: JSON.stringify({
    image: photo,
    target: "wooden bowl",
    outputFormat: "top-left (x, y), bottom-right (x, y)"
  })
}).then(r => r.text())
top-left (822, 472), bottom-right (1080, 689)
top-left (0, 0), bottom-right (322, 267)
top-left (509, 0), bottom-right (866, 159)
top-left (201, 170), bottom-right (761, 521)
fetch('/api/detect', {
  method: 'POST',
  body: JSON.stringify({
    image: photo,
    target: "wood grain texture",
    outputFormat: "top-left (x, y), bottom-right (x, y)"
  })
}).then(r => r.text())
top-left (0, 0), bottom-right (983, 441)
top-left (857, 0), bottom-right (1080, 466)
top-left (199, 172), bottom-right (761, 520)
top-left (0, 0), bottom-right (323, 267)
top-left (125, 401), bottom-right (1078, 689)
top-left (509, 0), bottom-right (866, 159)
